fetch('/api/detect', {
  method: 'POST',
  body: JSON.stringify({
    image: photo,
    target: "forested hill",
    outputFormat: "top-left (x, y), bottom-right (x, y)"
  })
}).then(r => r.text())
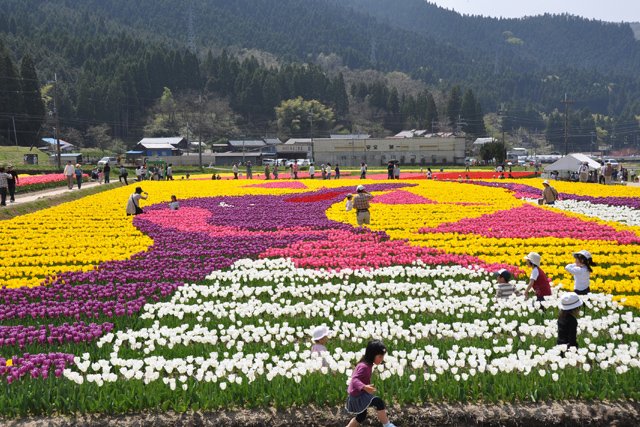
top-left (1, 0), bottom-right (640, 153)
top-left (333, 0), bottom-right (640, 77)
top-left (0, 0), bottom-right (480, 81)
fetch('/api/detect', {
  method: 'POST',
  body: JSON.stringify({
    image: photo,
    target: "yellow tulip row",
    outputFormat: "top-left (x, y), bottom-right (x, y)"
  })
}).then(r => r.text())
top-left (326, 179), bottom-right (640, 308)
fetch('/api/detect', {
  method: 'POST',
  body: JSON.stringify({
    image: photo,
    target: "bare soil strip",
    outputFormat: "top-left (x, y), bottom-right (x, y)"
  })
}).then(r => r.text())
top-left (5, 402), bottom-right (640, 427)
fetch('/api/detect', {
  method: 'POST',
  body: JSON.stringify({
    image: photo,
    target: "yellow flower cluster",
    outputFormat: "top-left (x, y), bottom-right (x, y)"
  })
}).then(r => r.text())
top-left (326, 179), bottom-right (640, 308)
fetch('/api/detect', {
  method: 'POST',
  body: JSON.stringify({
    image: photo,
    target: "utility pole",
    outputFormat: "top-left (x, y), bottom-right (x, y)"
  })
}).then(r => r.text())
top-left (54, 74), bottom-right (61, 170)
top-left (186, 122), bottom-right (190, 157)
top-left (498, 103), bottom-right (507, 165)
top-left (11, 117), bottom-right (18, 146)
top-left (198, 95), bottom-right (203, 169)
top-left (431, 118), bottom-right (437, 135)
top-left (561, 93), bottom-right (574, 156)
top-left (309, 107), bottom-right (314, 162)
top-left (591, 131), bottom-right (595, 157)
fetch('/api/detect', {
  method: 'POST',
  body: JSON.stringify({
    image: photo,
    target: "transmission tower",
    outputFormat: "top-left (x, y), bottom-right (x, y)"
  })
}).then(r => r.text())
top-left (188, 4), bottom-right (196, 53)
top-left (370, 36), bottom-right (376, 66)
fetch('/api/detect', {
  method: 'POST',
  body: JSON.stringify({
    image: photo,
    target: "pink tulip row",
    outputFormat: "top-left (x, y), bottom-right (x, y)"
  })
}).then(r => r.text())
top-left (419, 204), bottom-right (640, 244)
top-left (18, 174), bottom-right (88, 187)
top-left (244, 181), bottom-right (309, 189)
top-left (371, 189), bottom-right (485, 206)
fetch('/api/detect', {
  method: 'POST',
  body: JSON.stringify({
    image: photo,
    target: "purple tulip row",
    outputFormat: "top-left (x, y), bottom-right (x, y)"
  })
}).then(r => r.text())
top-left (0, 322), bottom-right (113, 349)
top-left (0, 184), bottom-right (409, 349)
top-left (0, 353), bottom-right (74, 383)
top-left (458, 181), bottom-right (640, 209)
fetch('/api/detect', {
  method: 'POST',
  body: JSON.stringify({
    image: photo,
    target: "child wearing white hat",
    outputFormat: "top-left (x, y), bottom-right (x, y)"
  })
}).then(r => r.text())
top-left (565, 250), bottom-right (597, 295)
top-left (557, 292), bottom-right (583, 352)
top-left (311, 326), bottom-right (330, 368)
top-left (522, 252), bottom-right (552, 311)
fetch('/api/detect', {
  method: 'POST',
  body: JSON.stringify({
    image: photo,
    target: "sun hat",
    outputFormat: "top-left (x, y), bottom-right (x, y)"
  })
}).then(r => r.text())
top-left (135, 187), bottom-right (143, 194)
top-left (572, 249), bottom-right (592, 260)
top-left (76, 164), bottom-right (81, 168)
top-left (346, 193), bottom-right (353, 198)
top-left (312, 326), bottom-right (330, 341)
top-left (356, 185), bottom-right (364, 192)
top-left (7, 164), bottom-right (12, 168)
top-left (542, 180), bottom-right (550, 185)
top-left (493, 269), bottom-right (512, 281)
top-left (523, 252), bottom-right (542, 266)
top-left (560, 292), bottom-right (583, 311)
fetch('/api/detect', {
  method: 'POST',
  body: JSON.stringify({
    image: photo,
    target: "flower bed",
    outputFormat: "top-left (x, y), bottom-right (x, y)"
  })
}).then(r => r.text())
top-left (0, 178), bottom-right (639, 416)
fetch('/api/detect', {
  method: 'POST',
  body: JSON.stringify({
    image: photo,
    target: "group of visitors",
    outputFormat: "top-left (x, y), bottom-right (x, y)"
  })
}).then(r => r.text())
top-left (0, 165), bottom-right (18, 206)
top-left (307, 247), bottom-right (593, 427)
top-left (386, 162), bottom-right (400, 179)
top-left (565, 160), bottom-right (634, 184)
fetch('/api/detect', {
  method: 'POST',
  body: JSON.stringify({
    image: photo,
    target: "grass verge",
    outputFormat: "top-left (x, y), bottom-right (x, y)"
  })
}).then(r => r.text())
top-left (0, 183), bottom-right (123, 221)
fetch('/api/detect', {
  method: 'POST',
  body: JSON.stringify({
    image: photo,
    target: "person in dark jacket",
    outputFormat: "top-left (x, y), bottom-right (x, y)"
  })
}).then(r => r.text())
top-left (103, 163), bottom-right (111, 183)
top-left (557, 292), bottom-right (582, 354)
top-left (387, 162), bottom-right (394, 180)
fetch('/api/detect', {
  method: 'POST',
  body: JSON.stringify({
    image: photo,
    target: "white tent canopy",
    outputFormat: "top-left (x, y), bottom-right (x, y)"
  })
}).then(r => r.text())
top-left (544, 153), bottom-right (600, 172)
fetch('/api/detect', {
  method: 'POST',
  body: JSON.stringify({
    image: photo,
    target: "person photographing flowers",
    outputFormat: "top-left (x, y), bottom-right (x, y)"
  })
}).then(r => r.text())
top-left (565, 250), bottom-right (596, 295)
top-left (345, 340), bottom-right (396, 427)
top-left (126, 187), bottom-right (148, 216)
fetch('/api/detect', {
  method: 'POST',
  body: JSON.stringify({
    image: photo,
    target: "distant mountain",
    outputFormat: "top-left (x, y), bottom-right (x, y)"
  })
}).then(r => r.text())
top-left (331, 0), bottom-right (640, 77)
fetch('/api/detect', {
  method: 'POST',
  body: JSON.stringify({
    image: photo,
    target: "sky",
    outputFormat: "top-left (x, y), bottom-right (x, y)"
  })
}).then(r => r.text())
top-left (428, 0), bottom-right (640, 23)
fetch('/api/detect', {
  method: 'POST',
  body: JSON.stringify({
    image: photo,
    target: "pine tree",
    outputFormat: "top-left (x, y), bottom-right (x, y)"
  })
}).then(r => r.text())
top-left (445, 85), bottom-right (462, 128)
top-left (19, 53), bottom-right (46, 146)
top-left (425, 92), bottom-right (439, 133)
top-left (0, 38), bottom-right (24, 143)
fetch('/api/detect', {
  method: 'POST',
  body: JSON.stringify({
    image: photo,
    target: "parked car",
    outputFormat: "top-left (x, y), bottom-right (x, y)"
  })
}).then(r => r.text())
top-left (262, 159), bottom-right (275, 166)
top-left (604, 159), bottom-right (619, 168)
top-left (97, 157), bottom-right (117, 166)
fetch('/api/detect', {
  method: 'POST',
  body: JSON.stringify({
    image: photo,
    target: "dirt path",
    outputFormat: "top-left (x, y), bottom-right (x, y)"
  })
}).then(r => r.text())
top-left (5, 402), bottom-right (640, 427)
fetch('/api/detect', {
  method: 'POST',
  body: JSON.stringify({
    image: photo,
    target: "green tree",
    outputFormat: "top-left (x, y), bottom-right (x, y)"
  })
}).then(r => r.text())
top-left (445, 85), bottom-right (462, 128)
top-left (480, 141), bottom-right (506, 163)
top-left (19, 53), bottom-right (46, 147)
top-left (275, 97), bottom-right (334, 136)
top-left (85, 124), bottom-right (112, 151)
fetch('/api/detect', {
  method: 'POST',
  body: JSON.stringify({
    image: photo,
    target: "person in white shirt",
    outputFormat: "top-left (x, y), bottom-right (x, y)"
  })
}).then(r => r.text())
top-left (63, 161), bottom-right (75, 189)
top-left (136, 167), bottom-right (142, 182)
top-left (578, 162), bottom-right (589, 183)
top-left (308, 165), bottom-right (315, 179)
top-left (345, 194), bottom-right (353, 211)
top-left (599, 163), bottom-right (606, 184)
top-left (126, 187), bottom-right (148, 216)
top-left (232, 163), bottom-right (239, 179)
top-left (168, 195), bottom-right (179, 211)
top-left (565, 250), bottom-right (597, 295)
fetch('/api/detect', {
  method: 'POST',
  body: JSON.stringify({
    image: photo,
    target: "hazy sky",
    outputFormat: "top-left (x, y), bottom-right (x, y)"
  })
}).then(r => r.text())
top-left (429, 0), bottom-right (640, 23)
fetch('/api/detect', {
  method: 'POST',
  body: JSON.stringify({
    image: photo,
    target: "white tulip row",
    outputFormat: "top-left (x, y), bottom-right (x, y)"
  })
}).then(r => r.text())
top-left (525, 198), bottom-right (640, 227)
top-left (63, 258), bottom-right (640, 388)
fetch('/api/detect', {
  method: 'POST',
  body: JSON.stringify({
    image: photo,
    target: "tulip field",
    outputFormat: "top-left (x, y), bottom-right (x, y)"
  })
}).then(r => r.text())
top-left (1, 177), bottom-right (640, 417)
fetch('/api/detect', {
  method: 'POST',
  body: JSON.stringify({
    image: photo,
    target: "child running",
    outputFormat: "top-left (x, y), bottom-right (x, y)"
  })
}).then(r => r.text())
top-left (565, 250), bottom-right (596, 295)
top-left (346, 340), bottom-right (396, 427)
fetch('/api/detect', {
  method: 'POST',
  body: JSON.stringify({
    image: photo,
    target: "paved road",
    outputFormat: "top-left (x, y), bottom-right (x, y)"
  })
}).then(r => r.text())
top-left (7, 181), bottom-right (121, 206)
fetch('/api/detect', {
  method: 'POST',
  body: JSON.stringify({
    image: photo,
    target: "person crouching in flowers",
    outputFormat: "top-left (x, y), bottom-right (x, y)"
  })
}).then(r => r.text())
top-left (558, 292), bottom-right (583, 355)
top-left (311, 326), bottom-right (330, 368)
top-left (494, 269), bottom-right (521, 300)
top-left (565, 250), bottom-right (596, 295)
top-left (346, 340), bottom-right (396, 427)
top-left (522, 252), bottom-right (551, 312)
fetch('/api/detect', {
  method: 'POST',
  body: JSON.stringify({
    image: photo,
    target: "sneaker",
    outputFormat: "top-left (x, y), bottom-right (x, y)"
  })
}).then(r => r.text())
top-left (10, 200), bottom-right (14, 203)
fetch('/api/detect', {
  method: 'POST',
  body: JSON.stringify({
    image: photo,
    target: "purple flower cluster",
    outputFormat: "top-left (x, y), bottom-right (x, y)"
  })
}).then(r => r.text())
top-left (0, 353), bottom-right (74, 383)
top-left (0, 183), bottom-right (410, 354)
top-left (458, 181), bottom-right (640, 209)
top-left (0, 322), bottom-right (113, 349)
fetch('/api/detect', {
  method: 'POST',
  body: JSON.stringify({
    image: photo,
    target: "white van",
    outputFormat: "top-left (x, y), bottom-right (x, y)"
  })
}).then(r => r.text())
top-left (98, 157), bottom-right (117, 166)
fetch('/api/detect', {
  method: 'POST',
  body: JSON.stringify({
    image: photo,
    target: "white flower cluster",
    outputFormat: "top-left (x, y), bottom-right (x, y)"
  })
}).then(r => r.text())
top-left (525, 198), bottom-right (640, 227)
top-left (64, 258), bottom-right (640, 388)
